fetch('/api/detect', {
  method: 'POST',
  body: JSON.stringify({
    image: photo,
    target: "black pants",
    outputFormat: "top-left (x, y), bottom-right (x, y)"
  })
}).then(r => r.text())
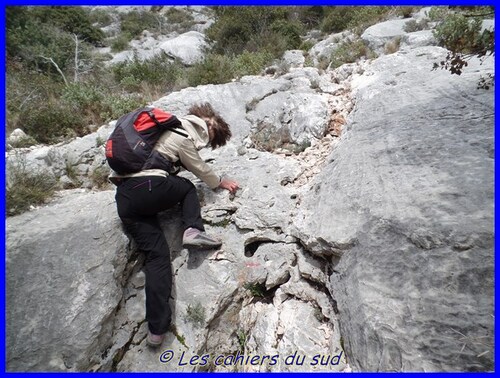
top-left (115, 175), bottom-right (205, 334)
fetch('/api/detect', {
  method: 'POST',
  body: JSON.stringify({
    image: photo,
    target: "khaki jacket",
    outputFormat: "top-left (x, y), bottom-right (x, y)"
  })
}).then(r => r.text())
top-left (109, 115), bottom-right (221, 189)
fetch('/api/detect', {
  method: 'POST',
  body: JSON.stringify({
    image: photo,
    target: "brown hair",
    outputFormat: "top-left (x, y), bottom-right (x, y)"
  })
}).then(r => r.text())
top-left (188, 103), bottom-right (232, 149)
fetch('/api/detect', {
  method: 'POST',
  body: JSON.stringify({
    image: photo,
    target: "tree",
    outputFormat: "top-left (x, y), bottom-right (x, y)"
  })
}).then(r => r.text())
top-left (29, 6), bottom-right (104, 45)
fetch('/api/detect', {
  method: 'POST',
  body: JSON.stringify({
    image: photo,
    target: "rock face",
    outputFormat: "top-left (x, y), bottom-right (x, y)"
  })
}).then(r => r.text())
top-left (6, 61), bottom-right (352, 372)
top-left (5, 17), bottom-right (494, 374)
top-left (6, 190), bottom-right (129, 371)
top-left (295, 46), bottom-right (494, 371)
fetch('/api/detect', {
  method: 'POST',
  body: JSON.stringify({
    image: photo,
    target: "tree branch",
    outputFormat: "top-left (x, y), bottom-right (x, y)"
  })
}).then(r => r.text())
top-left (38, 55), bottom-right (68, 85)
top-left (73, 33), bottom-right (79, 83)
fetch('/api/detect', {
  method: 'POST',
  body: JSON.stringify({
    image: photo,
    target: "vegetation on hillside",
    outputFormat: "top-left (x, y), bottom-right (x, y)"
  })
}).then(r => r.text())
top-left (6, 5), bottom-right (493, 147)
top-left (4, 6), bottom-right (411, 147)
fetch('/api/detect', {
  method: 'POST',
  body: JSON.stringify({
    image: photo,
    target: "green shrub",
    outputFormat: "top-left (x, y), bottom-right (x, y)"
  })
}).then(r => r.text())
top-left (57, 82), bottom-right (145, 133)
top-left (88, 7), bottom-right (113, 28)
top-left (297, 6), bottom-right (325, 29)
top-left (207, 6), bottom-right (303, 58)
top-left (6, 63), bottom-right (65, 130)
top-left (232, 50), bottom-right (273, 77)
top-left (7, 6), bottom-right (102, 78)
top-left (185, 303), bottom-right (206, 327)
top-left (62, 83), bottom-right (133, 128)
top-left (300, 39), bottom-right (316, 52)
top-left (112, 53), bottom-right (183, 92)
top-left (304, 54), bottom-right (315, 68)
top-left (18, 100), bottom-right (88, 144)
top-left (243, 282), bottom-right (266, 298)
top-left (428, 6), bottom-right (451, 22)
top-left (270, 19), bottom-right (304, 50)
top-left (394, 6), bottom-right (418, 18)
top-left (62, 83), bottom-right (104, 112)
top-left (433, 12), bottom-right (485, 54)
top-left (404, 18), bottom-right (429, 33)
top-left (165, 7), bottom-right (195, 32)
top-left (187, 54), bottom-right (235, 86)
top-left (8, 135), bottom-right (38, 149)
top-left (8, 20), bottom-right (77, 76)
top-left (166, 7), bottom-right (192, 23)
top-left (330, 39), bottom-right (376, 68)
top-left (95, 136), bottom-right (106, 147)
top-left (119, 10), bottom-right (161, 38)
top-left (237, 330), bottom-right (248, 352)
top-left (346, 6), bottom-right (392, 34)
top-left (7, 157), bottom-right (57, 216)
top-left (320, 6), bottom-right (390, 34)
top-left (431, 7), bottom-right (494, 82)
top-left (320, 6), bottom-right (357, 33)
top-left (100, 94), bottom-right (145, 121)
top-left (29, 6), bottom-right (104, 45)
top-left (110, 34), bottom-right (131, 52)
top-left (247, 29), bottom-right (291, 58)
top-left (64, 160), bottom-right (82, 187)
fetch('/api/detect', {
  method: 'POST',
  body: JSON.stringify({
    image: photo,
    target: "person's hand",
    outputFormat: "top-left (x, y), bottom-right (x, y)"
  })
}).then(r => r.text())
top-left (219, 177), bottom-right (239, 194)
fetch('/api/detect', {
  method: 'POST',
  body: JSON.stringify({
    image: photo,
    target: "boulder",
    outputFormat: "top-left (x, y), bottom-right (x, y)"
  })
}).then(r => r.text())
top-left (401, 30), bottom-right (437, 49)
top-left (6, 190), bottom-right (129, 371)
top-left (361, 19), bottom-right (409, 53)
top-left (157, 31), bottom-right (207, 65)
top-left (246, 90), bottom-right (330, 150)
top-left (7, 129), bottom-right (28, 144)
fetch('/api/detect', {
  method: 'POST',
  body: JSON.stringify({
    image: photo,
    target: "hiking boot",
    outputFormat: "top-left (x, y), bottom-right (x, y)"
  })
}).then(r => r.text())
top-left (183, 227), bottom-right (222, 249)
top-left (146, 331), bottom-right (165, 348)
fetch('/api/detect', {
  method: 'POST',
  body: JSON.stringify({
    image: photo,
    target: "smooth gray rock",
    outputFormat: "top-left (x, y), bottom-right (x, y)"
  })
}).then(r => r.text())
top-left (6, 190), bottom-right (129, 371)
top-left (157, 31), bottom-right (208, 65)
top-left (281, 50), bottom-right (305, 68)
top-left (246, 90), bottom-right (330, 147)
top-left (361, 19), bottom-right (409, 53)
top-left (7, 128), bottom-right (28, 144)
top-left (296, 46), bottom-right (494, 371)
top-left (401, 30), bottom-right (436, 49)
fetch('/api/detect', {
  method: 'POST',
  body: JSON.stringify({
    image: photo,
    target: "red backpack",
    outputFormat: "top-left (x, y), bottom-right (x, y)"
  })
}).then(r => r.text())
top-left (105, 107), bottom-right (187, 174)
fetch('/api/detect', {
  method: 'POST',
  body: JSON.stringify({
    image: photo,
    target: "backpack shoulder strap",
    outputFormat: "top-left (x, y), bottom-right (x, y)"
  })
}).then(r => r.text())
top-left (147, 110), bottom-right (188, 138)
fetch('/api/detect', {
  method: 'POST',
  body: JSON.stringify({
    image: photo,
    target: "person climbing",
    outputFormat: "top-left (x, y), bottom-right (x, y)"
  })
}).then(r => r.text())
top-left (110, 103), bottom-right (239, 347)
